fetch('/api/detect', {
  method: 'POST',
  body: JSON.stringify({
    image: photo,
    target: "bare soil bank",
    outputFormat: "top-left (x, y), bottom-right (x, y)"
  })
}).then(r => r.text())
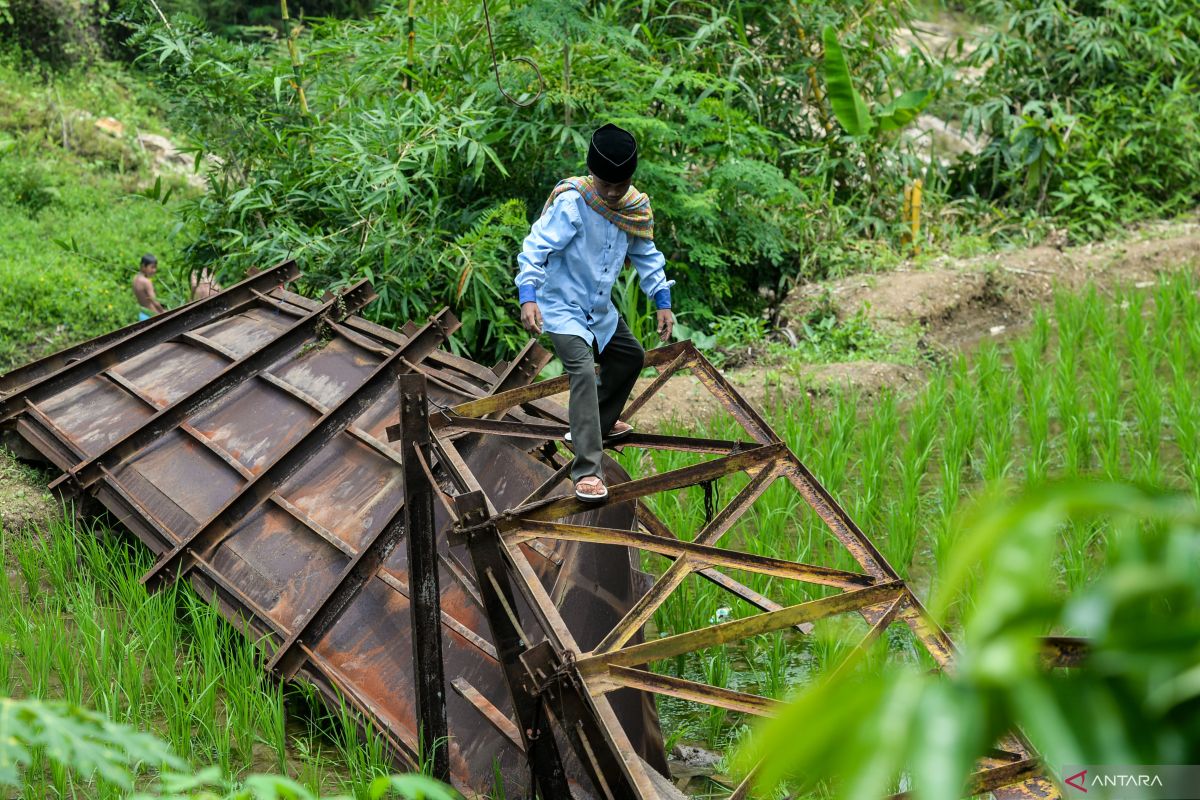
top-left (634, 216), bottom-right (1200, 428)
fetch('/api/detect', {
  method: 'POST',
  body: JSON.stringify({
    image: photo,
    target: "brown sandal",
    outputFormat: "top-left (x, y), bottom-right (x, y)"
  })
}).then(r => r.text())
top-left (563, 422), bottom-right (634, 444)
top-left (606, 421), bottom-right (634, 440)
top-left (574, 475), bottom-right (608, 502)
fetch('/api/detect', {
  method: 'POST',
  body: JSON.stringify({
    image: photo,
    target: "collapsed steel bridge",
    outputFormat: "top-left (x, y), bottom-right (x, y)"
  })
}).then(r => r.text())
top-left (0, 261), bottom-right (1071, 799)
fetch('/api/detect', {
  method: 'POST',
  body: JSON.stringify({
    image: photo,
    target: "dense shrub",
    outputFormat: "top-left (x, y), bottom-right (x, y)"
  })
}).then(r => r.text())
top-left (954, 0), bottom-right (1200, 237)
top-left (150, 0), bottom-right (378, 37)
top-left (0, 1), bottom-right (380, 68)
top-left (0, 157), bottom-right (59, 213)
top-left (134, 0), bottom-right (930, 359)
top-left (0, 0), bottom-right (112, 67)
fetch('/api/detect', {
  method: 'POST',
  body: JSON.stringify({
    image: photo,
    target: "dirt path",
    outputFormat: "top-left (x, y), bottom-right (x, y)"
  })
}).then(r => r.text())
top-left (0, 449), bottom-right (58, 534)
top-left (632, 216), bottom-right (1200, 429)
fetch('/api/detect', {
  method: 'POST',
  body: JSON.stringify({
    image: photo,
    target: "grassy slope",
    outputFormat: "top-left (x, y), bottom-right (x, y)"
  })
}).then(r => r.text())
top-left (0, 57), bottom-right (191, 372)
top-left (0, 59), bottom-right (388, 797)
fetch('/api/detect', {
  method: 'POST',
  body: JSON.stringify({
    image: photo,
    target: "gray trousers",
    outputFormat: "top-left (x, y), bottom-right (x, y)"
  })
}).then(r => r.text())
top-left (548, 318), bottom-right (645, 482)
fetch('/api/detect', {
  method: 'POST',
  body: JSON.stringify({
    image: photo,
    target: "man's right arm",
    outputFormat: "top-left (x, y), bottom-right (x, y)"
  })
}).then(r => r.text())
top-left (514, 193), bottom-right (582, 306)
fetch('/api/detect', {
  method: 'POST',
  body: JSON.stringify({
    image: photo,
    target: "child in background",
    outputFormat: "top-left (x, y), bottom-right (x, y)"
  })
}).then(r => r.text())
top-left (132, 254), bottom-right (165, 320)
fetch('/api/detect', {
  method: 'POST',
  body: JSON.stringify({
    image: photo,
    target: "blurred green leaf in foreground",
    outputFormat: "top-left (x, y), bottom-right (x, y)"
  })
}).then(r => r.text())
top-left (738, 482), bottom-right (1200, 799)
top-left (0, 696), bottom-right (458, 799)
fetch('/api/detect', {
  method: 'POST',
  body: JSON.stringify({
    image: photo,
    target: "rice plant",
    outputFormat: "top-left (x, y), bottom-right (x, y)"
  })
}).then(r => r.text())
top-left (886, 371), bottom-right (944, 571)
top-left (0, 516), bottom-right (371, 796)
top-left (1120, 289), bottom-right (1165, 484)
top-left (934, 356), bottom-right (980, 569)
top-left (635, 271), bottom-right (1200, 756)
top-left (1086, 304), bottom-right (1125, 481)
top-left (1171, 336), bottom-right (1200, 496)
top-left (1053, 291), bottom-right (1092, 478)
top-left (1012, 322), bottom-right (1051, 486)
top-left (702, 649), bottom-right (734, 748)
top-left (975, 342), bottom-right (1017, 483)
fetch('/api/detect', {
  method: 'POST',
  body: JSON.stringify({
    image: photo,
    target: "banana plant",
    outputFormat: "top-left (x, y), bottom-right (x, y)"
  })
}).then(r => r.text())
top-left (821, 25), bottom-right (932, 138)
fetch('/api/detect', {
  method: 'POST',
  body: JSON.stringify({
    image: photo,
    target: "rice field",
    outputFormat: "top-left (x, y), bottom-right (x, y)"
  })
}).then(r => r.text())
top-left (0, 514), bottom-right (398, 798)
top-left (618, 270), bottom-right (1200, 767)
top-left (3, 269), bottom-right (1197, 797)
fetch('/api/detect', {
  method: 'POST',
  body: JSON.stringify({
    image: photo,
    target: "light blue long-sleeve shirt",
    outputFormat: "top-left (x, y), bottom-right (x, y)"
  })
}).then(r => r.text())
top-left (514, 189), bottom-right (674, 352)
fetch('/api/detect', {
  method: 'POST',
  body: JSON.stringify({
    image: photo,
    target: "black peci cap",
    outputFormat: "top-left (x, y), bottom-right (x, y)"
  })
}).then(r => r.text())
top-left (587, 123), bottom-right (638, 183)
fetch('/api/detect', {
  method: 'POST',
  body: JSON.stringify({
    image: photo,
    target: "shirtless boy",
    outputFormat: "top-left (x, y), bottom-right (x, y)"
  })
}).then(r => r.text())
top-left (132, 254), bottom-right (166, 320)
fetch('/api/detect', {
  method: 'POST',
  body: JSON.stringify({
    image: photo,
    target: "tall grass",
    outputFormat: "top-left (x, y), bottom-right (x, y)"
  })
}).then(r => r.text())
top-left (622, 269), bottom-right (1200, 760)
top-left (0, 514), bottom-right (395, 798)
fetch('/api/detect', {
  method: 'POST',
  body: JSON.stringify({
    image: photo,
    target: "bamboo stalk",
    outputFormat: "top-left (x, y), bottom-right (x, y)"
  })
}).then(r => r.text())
top-left (405, 0), bottom-right (416, 91)
top-left (281, 0), bottom-right (311, 116)
top-left (807, 65), bottom-right (835, 134)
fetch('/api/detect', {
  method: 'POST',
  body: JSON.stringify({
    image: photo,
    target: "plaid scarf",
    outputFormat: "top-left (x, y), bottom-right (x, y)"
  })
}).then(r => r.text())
top-left (541, 176), bottom-right (654, 239)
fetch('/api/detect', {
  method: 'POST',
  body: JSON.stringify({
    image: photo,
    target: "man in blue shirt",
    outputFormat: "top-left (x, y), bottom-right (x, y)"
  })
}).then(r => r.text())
top-left (515, 123), bottom-right (675, 502)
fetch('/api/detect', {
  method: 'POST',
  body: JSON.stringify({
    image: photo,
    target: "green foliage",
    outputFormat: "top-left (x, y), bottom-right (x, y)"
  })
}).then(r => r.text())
top-left (711, 314), bottom-right (768, 351)
top-left (445, 199), bottom-right (532, 356)
top-left (131, 0), bottom-right (934, 363)
top-left (0, 157), bottom-right (59, 213)
top-left (822, 25), bottom-right (874, 137)
top-left (739, 482), bottom-right (1200, 798)
top-left (822, 25), bottom-right (932, 137)
top-left (789, 306), bottom-right (889, 363)
top-left (153, 0), bottom-right (378, 36)
top-left (0, 1), bottom-right (379, 66)
top-left (876, 89), bottom-right (932, 133)
top-left (1007, 101), bottom-right (1072, 212)
top-left (0, 696), bottom-right (180, 789)
top-left (0, 696), bottom-right (457, 798)
top-left (0, 0), bottom-right (113, 68)
top-left (0, 52), bottom-right (172, 140)
top-left (957, 0), bottom-right (1200, 237)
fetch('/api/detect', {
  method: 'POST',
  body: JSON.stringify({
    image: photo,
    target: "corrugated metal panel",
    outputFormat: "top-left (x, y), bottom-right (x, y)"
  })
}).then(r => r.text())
top-left (0, 264), bottom-right (665, 797)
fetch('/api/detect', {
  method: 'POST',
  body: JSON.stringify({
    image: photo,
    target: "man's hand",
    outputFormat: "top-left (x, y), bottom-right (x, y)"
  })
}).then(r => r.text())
top-left (521, 302), bottom-right (543, 336)
top-left (657, 309), bottom-right (674, 342)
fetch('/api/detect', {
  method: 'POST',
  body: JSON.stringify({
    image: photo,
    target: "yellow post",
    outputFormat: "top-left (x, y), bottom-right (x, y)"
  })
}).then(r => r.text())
top-left (902, 178), bottom-right (923, 255)
top-left (405, 0), bottom-right (416, 91)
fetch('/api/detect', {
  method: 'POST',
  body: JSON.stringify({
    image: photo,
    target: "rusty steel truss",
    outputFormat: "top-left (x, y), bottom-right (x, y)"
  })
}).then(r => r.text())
top-left (0, 263), bottom-right (1071, 799)
top-left (423, 339), bottom-right (1065, 800)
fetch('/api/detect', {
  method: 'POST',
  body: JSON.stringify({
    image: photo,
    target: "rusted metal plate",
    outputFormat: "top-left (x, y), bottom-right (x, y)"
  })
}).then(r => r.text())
top-left (5, 272), bottom-right (1068, 798)
top-left (0, 277), bottom-right (666, 798)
